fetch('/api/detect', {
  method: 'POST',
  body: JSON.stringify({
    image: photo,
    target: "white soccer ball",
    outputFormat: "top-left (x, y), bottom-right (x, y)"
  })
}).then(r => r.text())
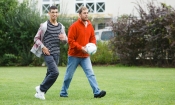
top-left (85, 43), bottom-right (97, 55)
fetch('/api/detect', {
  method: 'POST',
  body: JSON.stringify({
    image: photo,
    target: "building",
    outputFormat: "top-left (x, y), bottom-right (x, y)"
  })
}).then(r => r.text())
top-left (18, 0), bottom-right (121, 30)
top-left (18, 0), bottom-right (175, 30)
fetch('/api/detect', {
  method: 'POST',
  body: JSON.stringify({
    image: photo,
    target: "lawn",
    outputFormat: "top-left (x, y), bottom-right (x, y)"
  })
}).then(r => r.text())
top-left (0, 66), bottom-right (175, 105)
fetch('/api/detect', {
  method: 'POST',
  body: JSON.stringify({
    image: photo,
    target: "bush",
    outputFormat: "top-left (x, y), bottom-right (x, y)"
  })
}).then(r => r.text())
top-left (110, 0), bottom-right (175, 67)
top-left (0, 0), bottom-right (75, 66)
top-left (0, 54), bottom-right (18, 66)
top-left (0, 0), bottom-right (18, 56)
top-left (91, 41), bottom-right (118, 65)
top-left (0, 1), bottom-right (47, 66)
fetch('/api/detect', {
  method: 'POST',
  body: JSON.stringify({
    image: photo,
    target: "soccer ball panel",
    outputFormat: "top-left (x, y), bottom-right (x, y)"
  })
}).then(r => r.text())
top-left (86, 43), bottom-right (97, 55)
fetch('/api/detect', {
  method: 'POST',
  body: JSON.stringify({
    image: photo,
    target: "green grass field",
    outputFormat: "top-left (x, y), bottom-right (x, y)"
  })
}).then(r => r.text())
top-left (0, 66), bottom-right (175, 105)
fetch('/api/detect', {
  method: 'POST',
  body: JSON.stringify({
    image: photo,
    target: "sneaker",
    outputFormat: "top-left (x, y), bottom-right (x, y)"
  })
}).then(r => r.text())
top-left (35, 86), bottom-right (45, 100)
top-left (60, 95), bottom-right (68, 97)
top-left (94, 90), bottom-right (106, 98)
top-left (35, 93), bottom-right (38, 98)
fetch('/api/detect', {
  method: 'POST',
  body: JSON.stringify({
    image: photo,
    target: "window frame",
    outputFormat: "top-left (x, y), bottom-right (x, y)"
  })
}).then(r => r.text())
top-left (75, 0), bottom-right (105, 13)
top-left (42, 0), bottom-right (60, 15)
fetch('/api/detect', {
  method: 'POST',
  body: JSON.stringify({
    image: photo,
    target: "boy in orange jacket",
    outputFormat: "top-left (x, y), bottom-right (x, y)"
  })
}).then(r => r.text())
top-left (60, 6), bottom-right (106, 98)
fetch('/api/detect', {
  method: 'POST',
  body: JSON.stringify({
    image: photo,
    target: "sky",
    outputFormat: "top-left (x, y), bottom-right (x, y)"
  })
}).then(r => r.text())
top-left (114, 0), bottom-right (175, 16)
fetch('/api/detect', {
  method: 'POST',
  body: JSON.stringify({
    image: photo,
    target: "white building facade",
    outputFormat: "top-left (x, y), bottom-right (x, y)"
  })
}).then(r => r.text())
top-left (18, 0), bottom-right (175, 30)
top-left (18, 0), bottom-right (121, 30)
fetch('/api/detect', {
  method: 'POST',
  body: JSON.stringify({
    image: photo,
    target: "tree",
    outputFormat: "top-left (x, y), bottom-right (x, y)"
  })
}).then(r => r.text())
top-left (110, 0), bottom-right (175, 67)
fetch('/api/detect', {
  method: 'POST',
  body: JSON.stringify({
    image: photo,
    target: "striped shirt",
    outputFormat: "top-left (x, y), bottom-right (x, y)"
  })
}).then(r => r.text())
top-left (43, 20), bottom-right (62, 55)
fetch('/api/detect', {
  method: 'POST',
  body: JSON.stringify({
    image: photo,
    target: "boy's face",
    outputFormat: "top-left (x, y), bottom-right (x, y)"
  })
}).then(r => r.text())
top-left (79, 9), bottom-right (88, 21)
top-left (48, 9), bottom-right (58, 21)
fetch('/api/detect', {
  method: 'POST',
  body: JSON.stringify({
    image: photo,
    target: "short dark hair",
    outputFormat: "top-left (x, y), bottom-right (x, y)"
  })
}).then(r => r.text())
top-left (49, 5), bottom-right (58, 12)
top-left (78, 6), bottom-right (88, 14)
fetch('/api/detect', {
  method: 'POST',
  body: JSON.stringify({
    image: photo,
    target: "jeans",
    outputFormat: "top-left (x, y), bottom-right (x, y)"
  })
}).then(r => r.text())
top-left (40, 54), bottom-right (59, 93)
top-left (60, 56), bottom-right (100, 96)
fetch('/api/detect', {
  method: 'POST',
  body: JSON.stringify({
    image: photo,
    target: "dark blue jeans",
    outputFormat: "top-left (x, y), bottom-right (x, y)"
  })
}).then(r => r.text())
top-left (40, 54), bottom-right (59, 93)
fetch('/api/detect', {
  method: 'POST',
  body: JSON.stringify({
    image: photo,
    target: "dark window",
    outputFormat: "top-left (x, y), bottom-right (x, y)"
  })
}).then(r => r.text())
top-left (75, 3), bottom-right (84, 13)
top-left (42, 4), bottom-right (50, 13)
top-left (101, 31), bottom-right (114, 41)
top-left (96, 2), bottom-right (105, 12)
top-left (98, 23), bottom-right (105, 29)
top-left (86, 3), bottom-right (94, 13)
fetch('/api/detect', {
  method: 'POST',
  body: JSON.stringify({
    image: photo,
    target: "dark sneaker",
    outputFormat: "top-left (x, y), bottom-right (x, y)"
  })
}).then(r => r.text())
top-left (60, 95), bottom-right (68, 97)
top-left (94, 90), bottom-right (106, 98)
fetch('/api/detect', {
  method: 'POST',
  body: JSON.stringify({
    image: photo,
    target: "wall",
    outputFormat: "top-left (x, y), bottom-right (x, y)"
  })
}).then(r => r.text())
top-left (107, 0), bottom-right (175, 18)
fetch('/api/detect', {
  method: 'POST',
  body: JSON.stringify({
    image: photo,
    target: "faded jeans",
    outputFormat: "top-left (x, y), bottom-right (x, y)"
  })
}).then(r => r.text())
top-left (60, 56), bottom-right (100, 96)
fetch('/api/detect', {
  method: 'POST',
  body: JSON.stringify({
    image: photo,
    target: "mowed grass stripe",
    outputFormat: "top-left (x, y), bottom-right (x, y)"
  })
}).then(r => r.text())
top-left (0, 66), bottom-right (174, 105)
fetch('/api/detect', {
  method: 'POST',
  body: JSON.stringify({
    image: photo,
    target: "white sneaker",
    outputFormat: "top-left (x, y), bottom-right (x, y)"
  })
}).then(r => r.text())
top-left (34, 93), bottom-right (39, 98)
top-left (35, 86), bottom-right (45, 100)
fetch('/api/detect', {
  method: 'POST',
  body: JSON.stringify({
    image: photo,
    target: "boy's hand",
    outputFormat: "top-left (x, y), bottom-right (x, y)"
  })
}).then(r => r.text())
top-left (59, 34), bottom-right (66, 40)
top-left (82, 47), bottom-right (87, 53)
top-left (42, 47), bottom-right (50, 55)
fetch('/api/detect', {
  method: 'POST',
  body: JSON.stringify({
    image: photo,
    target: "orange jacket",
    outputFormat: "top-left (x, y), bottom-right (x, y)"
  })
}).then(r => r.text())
top-left (68, 19), bottom-right (96, 57)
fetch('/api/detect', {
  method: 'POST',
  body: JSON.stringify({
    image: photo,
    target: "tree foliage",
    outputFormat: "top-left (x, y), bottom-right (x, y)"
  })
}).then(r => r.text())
top-left (110, 0), bottom-right (175, 67)
top-left (0, 0), bottom-right (73, 66)
top-left (0, 0), bottom-right (47, 66)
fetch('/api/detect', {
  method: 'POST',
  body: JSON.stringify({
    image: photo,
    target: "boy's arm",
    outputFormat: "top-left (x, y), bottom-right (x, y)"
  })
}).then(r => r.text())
top-left (34, 24), bottom-right (45, 49)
